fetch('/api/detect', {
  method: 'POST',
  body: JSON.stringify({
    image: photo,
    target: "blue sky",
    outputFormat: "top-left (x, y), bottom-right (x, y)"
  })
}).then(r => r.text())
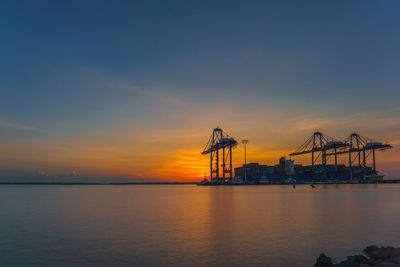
top-left (0, 1), bottom-right (399, 181)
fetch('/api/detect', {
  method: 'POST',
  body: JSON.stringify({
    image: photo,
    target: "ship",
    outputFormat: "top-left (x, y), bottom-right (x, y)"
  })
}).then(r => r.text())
top-left (233, 158), bottom-right (387, 184)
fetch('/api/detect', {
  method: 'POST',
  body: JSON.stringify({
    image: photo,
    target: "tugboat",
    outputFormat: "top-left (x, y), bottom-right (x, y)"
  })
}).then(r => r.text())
top-left (229, 177), bottom-right (244, 185)
top-left (285, 177), bottom-right (296, 184)
top-left (257, 176), bottom-right (270, 185)
top-left (197, 173), bottom-right (210, 185)
top-left (363, 173), bottom-right (384, 181)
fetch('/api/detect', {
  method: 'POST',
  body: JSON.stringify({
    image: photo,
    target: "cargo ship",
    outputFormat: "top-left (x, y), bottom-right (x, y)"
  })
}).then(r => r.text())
top-left (231, 157), bottom-right (385, 184)
top-left (198, 156), bottom-right (388, 185)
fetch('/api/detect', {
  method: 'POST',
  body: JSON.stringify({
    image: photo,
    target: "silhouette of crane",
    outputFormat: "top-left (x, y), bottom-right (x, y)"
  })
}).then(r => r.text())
top-left (290, 131), bottom-right (392, 180)
top-left (202, 127), bottom-right (238, 183)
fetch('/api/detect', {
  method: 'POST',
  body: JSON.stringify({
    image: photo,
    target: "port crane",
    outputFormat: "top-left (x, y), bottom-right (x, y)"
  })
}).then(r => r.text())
top-left (289, 131), bottom-right (392, 180)
top-left (326, 132), bottom-right (391, 180)
top-left (289, 131), bottom-right (347, 170)
top-left (202, 127), bottom-right (238, 183)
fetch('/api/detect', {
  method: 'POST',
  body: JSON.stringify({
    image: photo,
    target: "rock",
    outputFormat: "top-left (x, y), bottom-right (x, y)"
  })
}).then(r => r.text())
top-left (313, 253), bottom-right (334, 267)
top-left (364, 245), bottom-right (379, 257)
top-left (370, 259), bottom-right (400, 267)
top-left (390, 251), bottom-right (400, 265)
top-left (371, 247), bottom-right (397, 260)
top-left (346, 254), bottom-right (370, 265)
top-left (335, 259), bottom-right (361, 266)
top-left (313, 246), bottom-right (400, 267)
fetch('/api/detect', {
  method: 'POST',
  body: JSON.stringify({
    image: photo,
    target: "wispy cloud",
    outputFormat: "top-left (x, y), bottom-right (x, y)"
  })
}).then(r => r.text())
top-left (37, 169), bottom-right (80, 179)
top-left (0, 95), bottom-right (399, 181)
top-left (0, 120), bottom-right (41, 132)
top-left (37, 170), bottom-right (49, 176)
top-left (58, 68), bottom-right (185, 109)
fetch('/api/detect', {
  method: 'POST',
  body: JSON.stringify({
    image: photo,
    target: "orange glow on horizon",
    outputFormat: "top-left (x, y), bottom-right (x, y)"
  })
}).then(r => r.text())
top-left (0, 106), bottom-right (399, 182)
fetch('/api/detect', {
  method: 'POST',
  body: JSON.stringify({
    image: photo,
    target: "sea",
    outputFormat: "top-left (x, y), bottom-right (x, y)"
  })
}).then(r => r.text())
top-left (1, 184), bottom-right (399, 266)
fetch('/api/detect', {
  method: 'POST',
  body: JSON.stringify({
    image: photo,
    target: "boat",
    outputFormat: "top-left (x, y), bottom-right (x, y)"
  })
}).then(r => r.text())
top-left (284, 177), bottom-right (296, 184)
top-left (197, 178), bottom-right (209, 185)
top-left (197, 173), bottom-right (210, 185)
top-left (363, 173), bottom-right (384, 181)
top-left (257, 176), bottom-right (270, 185)
top-left (229, 177), bottom-right (244, 185)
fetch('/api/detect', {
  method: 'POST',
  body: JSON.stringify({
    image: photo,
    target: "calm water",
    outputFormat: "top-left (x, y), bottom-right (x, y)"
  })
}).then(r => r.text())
top-left (1, 184), bottom-right (400, 266)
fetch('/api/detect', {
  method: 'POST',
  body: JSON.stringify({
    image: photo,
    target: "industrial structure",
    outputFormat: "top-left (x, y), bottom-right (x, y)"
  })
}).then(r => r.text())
top-left (200, 128), bottom-right (392, 185)
top-left (201, 127), bottom-right (238, 183)
top-left (289, 131), bottom-right (392, 181)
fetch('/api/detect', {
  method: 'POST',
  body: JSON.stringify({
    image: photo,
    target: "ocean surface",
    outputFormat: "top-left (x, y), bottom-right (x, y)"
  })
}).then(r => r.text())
top-left (1, 184), bottom-right (400, 266)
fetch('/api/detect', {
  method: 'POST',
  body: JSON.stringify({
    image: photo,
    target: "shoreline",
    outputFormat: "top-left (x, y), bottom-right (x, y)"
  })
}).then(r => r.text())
top-left (0, 182), bottom-right (197, 185)
top-left (0, 180), bottom-right (399, 186)
top-left (197, 179), bottom-right (400, 186)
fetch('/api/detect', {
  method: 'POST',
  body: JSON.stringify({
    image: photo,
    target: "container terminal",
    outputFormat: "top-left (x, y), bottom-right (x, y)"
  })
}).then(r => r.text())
top-left (199, 127), bottom-right (394, 185)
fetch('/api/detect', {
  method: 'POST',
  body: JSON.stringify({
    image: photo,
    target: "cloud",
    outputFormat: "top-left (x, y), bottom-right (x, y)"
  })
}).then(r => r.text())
top-left (156, 149), bottom-right (209, 181)
top-left (106, 78), bottom-right (184, 109)
top-left (37, 170), bottom-right (49, 176)
top-left (36, 169), bottom-right (80, 179)
top-left (55, 68), bottom-right (185, 109)
top-left (0, 120), bottom-right (41, 132)
top-left (0, 97), bottom-right (399, 181)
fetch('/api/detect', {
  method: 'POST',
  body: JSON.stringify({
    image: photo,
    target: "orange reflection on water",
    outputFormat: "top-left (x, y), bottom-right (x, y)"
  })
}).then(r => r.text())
top-left (3, 184), bottom-right (400, 266)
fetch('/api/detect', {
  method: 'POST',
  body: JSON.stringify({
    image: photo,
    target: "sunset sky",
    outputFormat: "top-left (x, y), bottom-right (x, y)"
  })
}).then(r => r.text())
top-left (1, 1), bottom-right (399, 182)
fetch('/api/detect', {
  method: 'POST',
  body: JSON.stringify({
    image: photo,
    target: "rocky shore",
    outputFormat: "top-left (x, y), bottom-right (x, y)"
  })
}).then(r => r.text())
top-left (313, 246), bottom-right (400, 266)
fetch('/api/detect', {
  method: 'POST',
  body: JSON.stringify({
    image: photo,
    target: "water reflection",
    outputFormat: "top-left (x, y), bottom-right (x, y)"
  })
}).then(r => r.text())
top-left (0, 184), bottom-right (399, 266)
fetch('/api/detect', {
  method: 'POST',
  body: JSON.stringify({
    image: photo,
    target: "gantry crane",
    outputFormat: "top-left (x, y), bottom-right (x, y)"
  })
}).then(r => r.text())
top-left (289, 131), bottom-right (347, 170)
top-left (290, 131), bottom-right (392, 180)
top-left (326, 132), bottom-right (392, 180)
top-left (202, 127), bottom-right (238, 183)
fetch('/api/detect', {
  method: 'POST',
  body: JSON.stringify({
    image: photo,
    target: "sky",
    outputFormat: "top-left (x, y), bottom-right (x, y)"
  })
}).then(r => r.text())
top-left (0, 0), bottom-right (399, 182)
